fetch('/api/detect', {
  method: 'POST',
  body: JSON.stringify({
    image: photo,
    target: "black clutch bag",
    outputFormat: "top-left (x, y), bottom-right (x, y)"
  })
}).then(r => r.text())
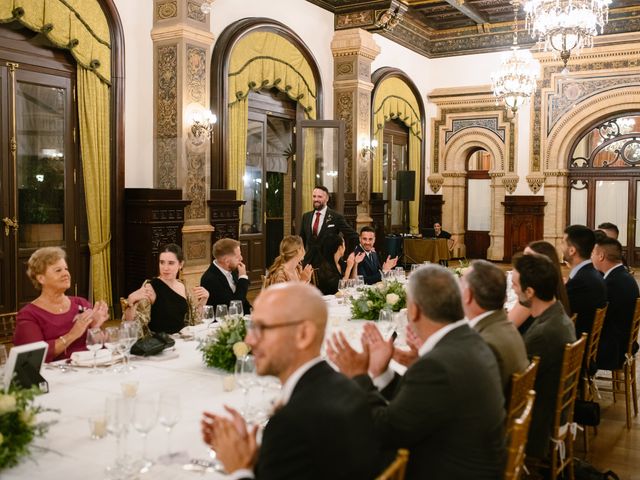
top-left (573, 399), bottom-right (600, 426)
top-left (130, 331), bottom-right (175, 356)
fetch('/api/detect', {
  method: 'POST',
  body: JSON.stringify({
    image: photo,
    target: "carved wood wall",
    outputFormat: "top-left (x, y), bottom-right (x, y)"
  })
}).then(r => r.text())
top-left (502, 196), bottom-right (547, 262)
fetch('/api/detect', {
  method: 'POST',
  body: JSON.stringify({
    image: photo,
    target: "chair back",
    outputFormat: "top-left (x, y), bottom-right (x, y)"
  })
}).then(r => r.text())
top-left (504, 390), bottom-right (536, 480)
top-left (569, 313), bottom-right (577, 325)
top-left (625, 297), bottom-right (640, 356)
top-left (505, 357), bottom-right (539, 434)
top-left (376, 449), bottom-right (409, 480)
top-left (585, 304), bottom-right (607, 372)
top-left (549, 333), bottom-right (588, 479)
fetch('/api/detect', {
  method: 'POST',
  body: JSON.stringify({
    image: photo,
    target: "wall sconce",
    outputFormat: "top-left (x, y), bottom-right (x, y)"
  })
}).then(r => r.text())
top-left (360, 138), bottom-right (378, 158)
top-left (200, 0), bottom-right (215, 14)
top-left (187, 104), bottom-right (217, 146)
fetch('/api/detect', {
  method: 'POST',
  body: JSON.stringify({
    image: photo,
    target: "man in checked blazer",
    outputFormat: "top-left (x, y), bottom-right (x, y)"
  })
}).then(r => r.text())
top-left (299, 185), bottom-right (358, 268)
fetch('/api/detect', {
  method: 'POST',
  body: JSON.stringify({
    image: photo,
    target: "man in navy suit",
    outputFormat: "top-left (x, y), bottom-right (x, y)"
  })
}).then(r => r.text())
top-left (562, 224), bottom-right (607, 337)
top-left (299, 186), bottom-right (358, 268)
top-left (200, 238), bottom-right (251, 314)
top-left (354, 226), bottom-right (398, 284)
top-left (591, 236), bottom-right (639, 369)
top-left (201, 283), bottom-right (379, 479)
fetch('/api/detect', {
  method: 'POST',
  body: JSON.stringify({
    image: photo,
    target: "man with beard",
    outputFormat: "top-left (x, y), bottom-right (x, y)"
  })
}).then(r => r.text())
top-left (299, 185), bottom-right (358, 268)
top-left (511, 253), bottom-right (576, 459)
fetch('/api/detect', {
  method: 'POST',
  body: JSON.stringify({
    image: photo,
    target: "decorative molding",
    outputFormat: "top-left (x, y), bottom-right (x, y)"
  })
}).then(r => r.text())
top-left (156, 44), bottom-right (178, 189)
top-left (151, 23), bottom-right (216, 44)
top-left (186, 44), bottom-right (206, 104)
top-left (187, 1), bottom-right (206, 23)
top-left (526, 173), bottom-right (546, 193)
top-left (156, 0), bottom-right (177, 20)
top-left (427, 173), bottom-right (444, 193)
top-left (335, 11), bottom-right (375, 30)
top-left (336, 91), bottom-right (354, 192)
top-left (330, 28), bottom-right (381, 61)
top-left (186, 239), bottom-right (207, 259)
top-left (336, 61), bottom-right (354, 76)
top-left (502, 173), bottom-right (519, 194)
top-left (445, 117), bottom-right (506, 143)
top-left (185, 151), bottom-right (206, 220)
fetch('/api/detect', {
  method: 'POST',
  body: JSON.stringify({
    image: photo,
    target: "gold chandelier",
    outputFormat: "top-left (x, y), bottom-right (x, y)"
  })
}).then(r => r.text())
top-left (523, 0), bottom-right (611, 72)
top-left (491, 1), bottom-right (540, 114)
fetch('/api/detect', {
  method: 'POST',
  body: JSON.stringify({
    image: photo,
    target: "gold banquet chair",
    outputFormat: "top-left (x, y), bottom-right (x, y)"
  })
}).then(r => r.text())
top-left (376, 449), bottom-right (409, 480)
top-left (504, 390), bottom-right (536, 480)
top-left (505, 357), bottom-right (539, 435)
top-left (549, 333), bottom-right (588, 480)
top-left (595, 297), bottom-right (640, 429)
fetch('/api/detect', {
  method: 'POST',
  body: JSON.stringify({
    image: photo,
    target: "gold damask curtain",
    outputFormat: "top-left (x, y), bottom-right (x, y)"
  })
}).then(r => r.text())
top-left (372, 77), bottom-right (422, 233)
top-left (227, 31), bottom-right (317, 215)
top-left (0, 0), bottom-right (113, 306)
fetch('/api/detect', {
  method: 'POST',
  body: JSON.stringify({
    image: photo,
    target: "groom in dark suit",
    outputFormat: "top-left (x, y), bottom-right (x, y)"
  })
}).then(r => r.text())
top-left (328, 264), bottom-right (506, 479)
top-left (354, 226), bottom-right (398, 284)
top-left (200, 238), bottom-right (251, 314)
top-left (201, 283), bottom-right (379, 479)
top-left (299, 185), bottom-right (358, 267)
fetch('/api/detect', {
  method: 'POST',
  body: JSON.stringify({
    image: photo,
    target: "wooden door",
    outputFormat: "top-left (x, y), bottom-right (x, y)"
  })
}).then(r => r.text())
top-left (465, 150), bottom-right (491, 259)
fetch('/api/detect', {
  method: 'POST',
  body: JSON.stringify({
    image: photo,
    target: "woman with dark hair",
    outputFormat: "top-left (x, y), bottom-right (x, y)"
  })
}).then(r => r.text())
top-left (508, 240), bottom-right (570, 335)
top-left (315, 234), bottom-right (364, 295)
top-left (124, 243), bottom-right (209, 333)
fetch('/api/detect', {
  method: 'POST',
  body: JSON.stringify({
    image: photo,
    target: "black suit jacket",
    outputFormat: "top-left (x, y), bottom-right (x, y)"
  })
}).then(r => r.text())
top-left (299, 208), bottom-right (358, 267)
top-left (566, 262), bottom-right (607, 336)
top-left (200, 263), bottom-right (251, 314)
top-left (597, 264), bottom-right (640, 370)
top-left (254, 361), bottom-right (379, 479)
top-left (354, 324), bottom-right (505, 480)
top-left (354, 245), bottom-right (382, 285)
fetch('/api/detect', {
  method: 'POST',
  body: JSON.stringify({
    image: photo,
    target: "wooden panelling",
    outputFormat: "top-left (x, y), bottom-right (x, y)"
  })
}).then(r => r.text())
top-left (502, 196), bottom-right (547, 262)
top-left (207, 189), bottom-right (245, 243)
top-left (465, 231), bottom-right (490, 259)
top-left (370, 192), bottom-right (388, 254)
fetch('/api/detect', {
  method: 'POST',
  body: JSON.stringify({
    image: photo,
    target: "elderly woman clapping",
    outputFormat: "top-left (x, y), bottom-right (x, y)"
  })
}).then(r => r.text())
top-left (13, 247), bottom-right (109, 362)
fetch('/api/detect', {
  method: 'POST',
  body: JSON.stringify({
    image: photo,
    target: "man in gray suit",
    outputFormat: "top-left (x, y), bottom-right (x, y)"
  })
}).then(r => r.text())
top-left (328, 264), bottom-right (506, 479)
top-left (460, 260), bottom-right (529, 391)
top-left (512, 253), bottom-right (576, 459)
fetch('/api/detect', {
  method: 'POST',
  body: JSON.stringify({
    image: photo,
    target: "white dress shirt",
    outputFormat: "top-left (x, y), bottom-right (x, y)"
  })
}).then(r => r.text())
top-left (213, 260), bottom-right (237, 293)
top-left (312, 206), bottom-right (327, 234)
top-left (569, 259), bottom-right (592, 279)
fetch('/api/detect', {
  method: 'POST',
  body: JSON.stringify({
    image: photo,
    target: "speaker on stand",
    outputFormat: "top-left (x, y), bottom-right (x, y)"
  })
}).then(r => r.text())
top-left (396, 170), bottom-right (416, 268)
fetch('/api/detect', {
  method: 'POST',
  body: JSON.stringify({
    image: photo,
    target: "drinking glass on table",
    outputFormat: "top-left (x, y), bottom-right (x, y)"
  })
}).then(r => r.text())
top-left (86, 327), bottom-right (105, 374)
top-left (235, 355), bottom-right (257, 422)
top-left (120, 321), bottom-right (140, 372)
top-left (228, 304), bottom-right (239, 319)
top-left (378, 308), bottom-right (394, 339)
top-left (230, 300), bottom-right (244, 318)
top-left (105, 396), bottom-right (131, 476)
top-left (133, 396), bottom-right (158, 473)
top-left (103, 327), bottom-right (121, 373)
top-left (158, 392), bottom-right (183, 464)
top-left (202, 305), bottom-right (215, 328)
top-left (337, 279), bottom-right (348, 304)
top-left (215, 304), bottom-right (228, 323)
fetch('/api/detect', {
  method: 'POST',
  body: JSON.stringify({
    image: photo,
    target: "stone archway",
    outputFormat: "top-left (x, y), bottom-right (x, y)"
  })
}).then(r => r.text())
top-left (541, 85), bottom-right (640, 246)
top-left (440, 127), bottom-right (511, 260)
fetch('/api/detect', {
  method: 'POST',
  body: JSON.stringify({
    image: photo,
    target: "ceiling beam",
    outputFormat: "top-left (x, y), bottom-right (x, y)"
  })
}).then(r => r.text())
top-left (443, 0), bottom-right (489, 25)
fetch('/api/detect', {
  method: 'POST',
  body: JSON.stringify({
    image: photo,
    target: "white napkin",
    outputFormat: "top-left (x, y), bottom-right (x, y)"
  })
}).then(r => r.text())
top-left (70, 349), bottom-right (112, 367)
top-left (180, 324), bottom-right (208, 338)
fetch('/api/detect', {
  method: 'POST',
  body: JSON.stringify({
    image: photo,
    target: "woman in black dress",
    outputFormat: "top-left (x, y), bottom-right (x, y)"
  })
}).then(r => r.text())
top-left (315, 234), bottom-right (364, 295)
top-left (124, 244), bottom-right (209, 333)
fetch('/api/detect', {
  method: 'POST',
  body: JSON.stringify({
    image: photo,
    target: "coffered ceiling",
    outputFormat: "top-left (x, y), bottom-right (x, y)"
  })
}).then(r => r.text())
top-left (307, 0), bottom-right (640, 57)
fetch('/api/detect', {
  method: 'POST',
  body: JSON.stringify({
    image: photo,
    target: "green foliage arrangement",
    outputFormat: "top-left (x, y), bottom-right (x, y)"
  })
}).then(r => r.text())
top-left (452, 258), bottom-right (470, 277)
top-left (0, 386), bottom-right (55, 470)
top-left (350, 280), bottom-right (407, 320)
top-left (199, 317), bottom-right (249, 372)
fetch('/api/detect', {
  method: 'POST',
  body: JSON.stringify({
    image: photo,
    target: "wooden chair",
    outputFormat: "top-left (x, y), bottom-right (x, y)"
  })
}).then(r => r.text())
top-left (595, 297), bottom-right (640, 429)
top-left (569, 313), bottom-right (577, 325)
top-left (505, 357), bottom-right (539, 435)
top-left (376, 449), bottom-right (409, 480)
top-left (504, 390), bottom-right (536, 480)
top-left (549, 333), bottom-right (588, 480)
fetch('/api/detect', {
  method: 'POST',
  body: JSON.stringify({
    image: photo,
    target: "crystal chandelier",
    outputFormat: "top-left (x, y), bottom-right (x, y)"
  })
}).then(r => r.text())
top-left (523, 0), bottom-right (611, 72)
top-left (491, 1), bottom-right (540, 114)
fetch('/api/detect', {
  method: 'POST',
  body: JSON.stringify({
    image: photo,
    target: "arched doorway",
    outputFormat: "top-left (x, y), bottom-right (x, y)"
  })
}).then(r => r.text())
top-left (568, 113), bottom-right (640, 265)
top-left (465, 149), bottom-right (492, 258)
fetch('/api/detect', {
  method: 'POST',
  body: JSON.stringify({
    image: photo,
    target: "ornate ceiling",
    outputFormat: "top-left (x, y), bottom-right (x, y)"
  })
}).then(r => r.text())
top-left (307, 0), bottom-right (640, 57)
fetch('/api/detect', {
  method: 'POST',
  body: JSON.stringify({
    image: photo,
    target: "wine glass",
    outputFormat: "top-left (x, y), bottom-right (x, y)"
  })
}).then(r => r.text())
top-left (228, 304), bottom-right (239, 319)
top-left (410, 264), bottom-right (421, 275)
top-left (234, 355), bottom-right (257, 421)
top-left (394, 266), bottom-right (405, 281)
top-left (133, 396), bottom-right (158, 473)
top-left (105, 396), bottom-right (130, 476)
top-left (120, 321), bottom-right (140, 372)
top-left (230, 300), bottom-right (244, 318)
top-left (337, 279), bottom-right (348, 304)
top-left (86, 328), bottom-right (105, 374)
top-left (378, 308), bottom-right (393, 339)
top-left (103, 327), bottom-right (121, 373)
top-left (202, 305), bottom-right (214, 328)
top-left (158, 392), bottom-right (181, 464)
top-left (356, 275), bottom-right (365, 289)
top-left (215, 304), bottom-right (228, 323)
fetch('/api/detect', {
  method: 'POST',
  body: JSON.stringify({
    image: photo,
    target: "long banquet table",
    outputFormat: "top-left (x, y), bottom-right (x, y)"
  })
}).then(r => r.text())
top-left (4, 295), bottom-right (404, 479)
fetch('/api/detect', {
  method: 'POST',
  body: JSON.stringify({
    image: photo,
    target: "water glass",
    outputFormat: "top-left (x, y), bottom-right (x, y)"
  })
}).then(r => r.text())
top-left (228, 304), bottom-right (239, 319)
top-left (378, 308), bottom-right (393, 339)
top-left (133, 396), bottom-right (158, 473)
top-left (337, 279), bottom-right (348, 304)
top-left (394, 266), bottom-right (405, 280)
top-left (410, 264), bottom-right (421, 274)
top-left (88, 415), bottom-right (107, 440)
top-left (230, 300), bottom-right (244, 318)
top-left (215, 304), bottom-right (228, 323)
top-left (356, 275), bottom-right (365, 289)
top-left (105, 396), bottom-right (131, 476)
top-left (86, 328), bottom-right (105, 374)
top-left (120, 321), bottom-right (140, 372)
top-left (158, 392), bottom-right (182, 464)
top-left (202, 305), bottom-right (215, 328)
top-left (235, 355), bottom-right (257, 421)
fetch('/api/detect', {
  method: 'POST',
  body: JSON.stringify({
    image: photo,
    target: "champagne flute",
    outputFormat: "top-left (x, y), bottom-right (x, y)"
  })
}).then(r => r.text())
top-left (133, 396), bottom-right (158, 473)
top-left (86, 328), bottom-right (104, 374)
top-left (234, 355), bottom-right (257, 421)
top-left (215, 304), bottom-right (228, 323)
top-left (378, 308), bottom-right (393, 339)
top-left (202, 305), bottom-right (215, 328)
top-left (230, 300), bottom-right (244, 318)
top-left (104, 326), bottom-right (121, 373)
top-left (158, 392), bottom-right (181, 464)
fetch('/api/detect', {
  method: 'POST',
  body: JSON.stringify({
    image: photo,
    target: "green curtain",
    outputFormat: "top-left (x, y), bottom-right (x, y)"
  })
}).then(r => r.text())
top-left (1, 0), bottom-right (113, 306)
top-left (372, 76), bottom-right (423, 233)
top-left (227, 31), bottom-right (317, 221)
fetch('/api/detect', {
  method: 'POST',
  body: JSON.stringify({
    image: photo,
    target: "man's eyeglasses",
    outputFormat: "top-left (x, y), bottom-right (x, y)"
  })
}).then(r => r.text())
top-left (247, 319), bottom-right (305, 340)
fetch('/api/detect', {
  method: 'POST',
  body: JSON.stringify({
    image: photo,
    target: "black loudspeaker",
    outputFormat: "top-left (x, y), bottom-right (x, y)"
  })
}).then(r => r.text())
top-left (396, 170), bottom-right (415, 201)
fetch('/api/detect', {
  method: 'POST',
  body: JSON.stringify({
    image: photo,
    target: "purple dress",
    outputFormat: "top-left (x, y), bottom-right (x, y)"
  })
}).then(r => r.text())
top-left (13, 296), bottom-right (92, 362)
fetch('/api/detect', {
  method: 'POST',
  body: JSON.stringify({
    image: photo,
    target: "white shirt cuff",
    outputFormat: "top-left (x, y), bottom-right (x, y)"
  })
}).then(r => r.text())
top-left (238, 275), bottom-right (249, 280)
top-left (228, 468), bottom-right (254, 480)
top-left (371, 367), bottom-right (395, 390)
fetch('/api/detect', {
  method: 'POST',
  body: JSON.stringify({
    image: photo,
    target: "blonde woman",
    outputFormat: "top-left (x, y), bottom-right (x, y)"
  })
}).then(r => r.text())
top-left (265, 235), bottom-right (314, 287)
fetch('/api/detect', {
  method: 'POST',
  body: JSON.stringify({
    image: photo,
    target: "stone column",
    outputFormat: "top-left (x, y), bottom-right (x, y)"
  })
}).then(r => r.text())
top-left (542, 170), bottom-right (569, 249)
top-left (488, 173), bottom-right (506, 261)
top-left (151, 0), bottom-right (215, 289)
top-left (442, 172), bottom-right (466, 257)
top-left (331, 29), bottom-right (380, 229)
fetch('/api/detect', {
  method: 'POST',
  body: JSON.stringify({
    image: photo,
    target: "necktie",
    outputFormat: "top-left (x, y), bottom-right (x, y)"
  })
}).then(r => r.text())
top-left (312, 211), bottom-right (321, 237)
